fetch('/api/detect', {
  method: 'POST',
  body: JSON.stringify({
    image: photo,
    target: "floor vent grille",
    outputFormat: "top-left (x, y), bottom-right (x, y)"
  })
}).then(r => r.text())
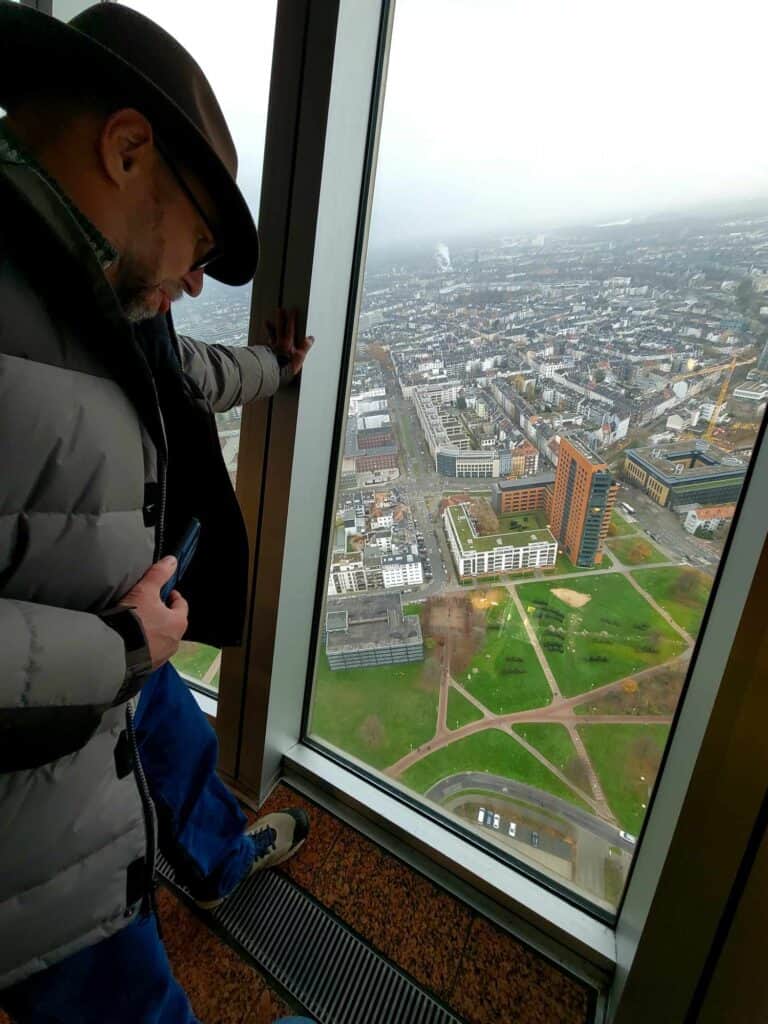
top-left (157, 855), bottom-right (464, 1024)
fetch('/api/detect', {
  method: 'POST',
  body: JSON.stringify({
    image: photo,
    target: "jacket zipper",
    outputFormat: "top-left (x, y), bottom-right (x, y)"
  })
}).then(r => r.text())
top-left (125, 700), bottom-right (159, 927)
top-left (128, 377), bottom-right (168, 923)
top-left (151, 377), bottom-right (169, 559)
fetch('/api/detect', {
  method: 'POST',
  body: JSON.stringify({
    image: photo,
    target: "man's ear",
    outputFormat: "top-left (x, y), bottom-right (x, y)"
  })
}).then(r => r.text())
top-left (98, 108), bottom-right (155, 190)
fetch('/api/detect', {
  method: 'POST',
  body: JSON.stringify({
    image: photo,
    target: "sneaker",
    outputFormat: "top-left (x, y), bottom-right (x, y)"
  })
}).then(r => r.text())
top-left (194, 808), bottom-right (309, 910)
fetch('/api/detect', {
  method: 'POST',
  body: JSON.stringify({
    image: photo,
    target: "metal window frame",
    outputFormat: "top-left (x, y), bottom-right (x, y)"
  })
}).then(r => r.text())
top-left (50, 0), bottom-right (762, 1015)
top-left (230, 1), bottom-right (768, 1016)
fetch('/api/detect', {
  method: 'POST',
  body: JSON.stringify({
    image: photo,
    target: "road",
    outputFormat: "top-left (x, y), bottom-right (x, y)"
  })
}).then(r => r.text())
top-left (615, 482), bottom-right (720, 575)
top-left (426, 771), bottom-right (635, 853)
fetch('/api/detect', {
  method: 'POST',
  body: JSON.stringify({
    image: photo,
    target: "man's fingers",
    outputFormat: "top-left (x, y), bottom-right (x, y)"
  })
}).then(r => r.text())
top-left (167, 589), bottom-right (188, 615)
top-left (140, 555), bottom-right (177, 589)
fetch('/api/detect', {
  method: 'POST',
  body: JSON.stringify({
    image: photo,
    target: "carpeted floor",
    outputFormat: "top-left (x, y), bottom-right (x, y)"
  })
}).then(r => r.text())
top-left (0, 782), bottom-right (598, 1023)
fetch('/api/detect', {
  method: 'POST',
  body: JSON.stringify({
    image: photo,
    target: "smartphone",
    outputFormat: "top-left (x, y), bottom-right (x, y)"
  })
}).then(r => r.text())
top-left (160, 518), bottom-right (201, 604)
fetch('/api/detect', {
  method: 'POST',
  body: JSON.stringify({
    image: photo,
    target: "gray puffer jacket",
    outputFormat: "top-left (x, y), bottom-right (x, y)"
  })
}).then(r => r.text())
top-left (0, 157), bottom-right (279, 987)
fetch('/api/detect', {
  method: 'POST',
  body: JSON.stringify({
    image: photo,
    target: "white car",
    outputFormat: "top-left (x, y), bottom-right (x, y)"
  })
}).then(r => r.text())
top-left (492, 813), bottom-right (501, 830)
top-left (508, 822), bottom-right (517, 838)
top-left (619, 830), bottom-right (637, 845)
top-left (477, 807), bottom-right (486, 824)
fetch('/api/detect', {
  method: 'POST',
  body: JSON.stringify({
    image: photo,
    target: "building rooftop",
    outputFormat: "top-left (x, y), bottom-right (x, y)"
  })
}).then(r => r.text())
top-left (626, 442), bottom-right (748, 483)
top-left (325, 594), bottom-right (422, 653)
top-left (447, 502), bottom-right (556, 553)
top-left (691, 504), bottom-right (737, 520)
top-left (494, 472), bottom-right (555, 492)
top-left (560, 434), bottom-right (607, 467)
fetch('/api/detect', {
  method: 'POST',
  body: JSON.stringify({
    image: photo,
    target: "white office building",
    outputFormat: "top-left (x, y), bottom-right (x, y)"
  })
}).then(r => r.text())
top-left (381, 554), bottom-right (424, 589)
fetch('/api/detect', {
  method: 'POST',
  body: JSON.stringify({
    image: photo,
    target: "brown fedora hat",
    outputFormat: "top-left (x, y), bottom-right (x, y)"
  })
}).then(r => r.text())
top-left (0, 1), bottom-right (258, 286)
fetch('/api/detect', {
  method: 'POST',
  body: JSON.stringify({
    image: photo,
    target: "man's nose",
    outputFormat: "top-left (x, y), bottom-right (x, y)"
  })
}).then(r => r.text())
top-left (181, 268), bottom-right (205, 297)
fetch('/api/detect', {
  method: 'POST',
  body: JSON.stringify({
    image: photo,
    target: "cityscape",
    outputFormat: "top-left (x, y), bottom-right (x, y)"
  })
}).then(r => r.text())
top-left (173, 205), bottom-right (768, 910)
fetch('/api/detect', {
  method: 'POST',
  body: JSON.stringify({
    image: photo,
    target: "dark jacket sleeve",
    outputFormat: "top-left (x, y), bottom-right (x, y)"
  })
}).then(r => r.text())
top-left (0, 598), bottom-right (150, 772)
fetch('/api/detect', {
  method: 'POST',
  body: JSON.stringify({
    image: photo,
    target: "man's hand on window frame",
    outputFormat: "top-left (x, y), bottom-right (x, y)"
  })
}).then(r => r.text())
top-left (265, 308), bottom-right (314, 383)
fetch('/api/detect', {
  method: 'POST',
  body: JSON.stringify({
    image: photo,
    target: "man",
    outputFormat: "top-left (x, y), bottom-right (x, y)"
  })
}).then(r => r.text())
top-left (0, 4), bottom-right (314, 1021)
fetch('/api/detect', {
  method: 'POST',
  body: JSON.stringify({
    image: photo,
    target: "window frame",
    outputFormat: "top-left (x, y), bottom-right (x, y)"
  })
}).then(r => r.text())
top-left (230, 2), bottom-right (768, 1016)
top-left (50, 0), bottom-right (763, 1015)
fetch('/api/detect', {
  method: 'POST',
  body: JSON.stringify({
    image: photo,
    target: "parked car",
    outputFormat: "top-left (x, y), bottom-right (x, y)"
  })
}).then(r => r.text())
top-left (484, 810), bottom-right (494, 827)
top-left (492, 813), bottom-right (501, 830)
top-left (531, 831), bottom-right (540, 848)
top-left (508, 822), bottom-right (517, 838)
top-left (477, 807), bottom-right (485, 824)
top-left (619, 830), bottom-right (637, 845)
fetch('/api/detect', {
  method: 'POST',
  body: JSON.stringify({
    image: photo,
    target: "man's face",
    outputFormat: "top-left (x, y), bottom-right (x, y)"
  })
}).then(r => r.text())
top-left (113, 151), bottom-right (216, 323)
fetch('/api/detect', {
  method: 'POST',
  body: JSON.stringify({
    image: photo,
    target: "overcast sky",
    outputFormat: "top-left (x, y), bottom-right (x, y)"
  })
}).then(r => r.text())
top-left (126, 0), bottom-right (767, 249)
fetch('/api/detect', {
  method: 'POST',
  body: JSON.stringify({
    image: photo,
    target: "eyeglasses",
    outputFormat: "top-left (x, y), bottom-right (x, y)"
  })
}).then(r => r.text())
top-left (155, 140), bottom-right (222, 273)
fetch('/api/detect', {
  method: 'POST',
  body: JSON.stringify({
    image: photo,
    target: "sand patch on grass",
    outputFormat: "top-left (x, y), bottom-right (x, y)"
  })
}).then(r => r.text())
top-left (551, 588), bottom-right (592, 609)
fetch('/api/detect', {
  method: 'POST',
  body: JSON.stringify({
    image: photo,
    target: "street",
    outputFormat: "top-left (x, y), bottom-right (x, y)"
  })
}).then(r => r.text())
top-left (615, 482), bottom-right (720, 575)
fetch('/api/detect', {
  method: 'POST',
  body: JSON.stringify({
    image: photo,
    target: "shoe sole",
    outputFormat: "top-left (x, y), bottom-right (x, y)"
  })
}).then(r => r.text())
top-left (194, 837), bottom-right (308, 911)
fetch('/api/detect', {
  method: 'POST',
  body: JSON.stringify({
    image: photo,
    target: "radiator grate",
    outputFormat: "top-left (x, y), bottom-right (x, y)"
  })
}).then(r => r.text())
top-left (157, 854), bottom-right (464, 1024)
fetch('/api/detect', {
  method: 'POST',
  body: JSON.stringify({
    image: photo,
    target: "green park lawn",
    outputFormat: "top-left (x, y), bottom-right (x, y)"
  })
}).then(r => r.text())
top-left (397, 411), bottom-right (417, 459)
top-left (497, 511), bottom-right (548, 533)
top-left (403, 602), bottom-right (424, 617)
top-left (608, 511), bottom-right (637, 537)
top-left (517, 575), bottom-right (688, 697)
top-left (310, 653), bottom-right (438, 771)
top-left (400, 729), bottom-right (591, 811)
top-left (631, 566), bottom-right (713, 636)
top-left (513, 722), bottom-right (576, 768)
top-left (577, 724), bottom-right (670, 834)
top-left (171, 641), bottom-right (220, 687)
top-left (548, 552), bottom-right (609, 575)
top-left (447, 687), bottom-right (485, 729)
top-left (512, 723), bottom-right (588, 793)
top-left (606, 535), bottom-right (666, 566)
top-left (460, 598), bottom-right (552, 714)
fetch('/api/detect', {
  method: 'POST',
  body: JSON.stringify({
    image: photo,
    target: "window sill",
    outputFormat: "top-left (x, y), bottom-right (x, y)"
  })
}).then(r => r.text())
top-left (282, 742), bottom-right (616, 983)
top-left (184, 677), bottom-right (218, 717)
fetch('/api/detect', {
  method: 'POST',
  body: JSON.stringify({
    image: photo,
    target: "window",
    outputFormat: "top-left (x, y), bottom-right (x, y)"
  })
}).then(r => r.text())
top-left (122, 0), bottom-right (277, 695)
top-left (301, 0), bottom-right (768, 917)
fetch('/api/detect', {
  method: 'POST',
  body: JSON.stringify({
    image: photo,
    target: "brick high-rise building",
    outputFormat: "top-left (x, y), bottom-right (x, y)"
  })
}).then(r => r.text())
top-left (551, 438), bottom-right (617, 567)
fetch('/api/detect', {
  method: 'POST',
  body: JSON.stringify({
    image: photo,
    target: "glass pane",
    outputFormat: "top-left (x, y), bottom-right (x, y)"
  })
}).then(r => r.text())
top-left (123, 0), bottom-right (276, 692)
top-left (308, 0), bottom-right (768, 913)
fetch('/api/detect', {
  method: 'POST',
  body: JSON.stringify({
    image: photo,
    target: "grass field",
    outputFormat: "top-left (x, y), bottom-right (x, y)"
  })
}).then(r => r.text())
top-left (460, 598), bottom-right (552, 714)
top-left (608, 511), bottom-right (637, 537)
top-left (397, 410), bottom-right (417, 459)
top-left (497, 511), bottom-right (548, 533)
top-left (512, 723), bottom-right (592, 793)
top-left (171, 641), bottom-right (220, 686)
top-left (518, 575), bottom-right (688, 697)
top-left (606, 535), bottom-right (667, 566)
top-left (548, 552), bottom-right (608, 575)
top-left (400, 729), bottom-right (591, 811)
top-left (574, 662), bottom-right (687, 716)
top-left (631, 566), bottom-right (713, 636)
top-left (310, 653), bottom-right (438, 770)
top-left (577, 724), bottom-right (670, 833)
top-left (447, 687), bottom-right (485, 729)
top-left (403, 602), bottom-right (424, 617)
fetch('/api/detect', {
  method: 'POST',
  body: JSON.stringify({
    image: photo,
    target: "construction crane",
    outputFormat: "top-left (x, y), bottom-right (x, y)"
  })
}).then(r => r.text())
top-left (670, 356), bottom-right (754, 384)
top-left (704, 356), bottom-right (737, 442)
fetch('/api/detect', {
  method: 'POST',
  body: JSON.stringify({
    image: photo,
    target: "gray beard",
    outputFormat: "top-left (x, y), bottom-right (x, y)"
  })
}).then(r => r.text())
top-left (121, 292), bottom-right (159, 323)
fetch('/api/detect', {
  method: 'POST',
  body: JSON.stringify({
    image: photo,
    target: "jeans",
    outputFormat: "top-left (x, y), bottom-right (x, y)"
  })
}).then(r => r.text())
top-left (0, 664), bottom-right (291, 1024)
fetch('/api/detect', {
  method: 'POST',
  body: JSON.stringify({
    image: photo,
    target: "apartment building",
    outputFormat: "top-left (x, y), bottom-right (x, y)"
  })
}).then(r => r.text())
top-left (550, 437), bottom-right (617, 567)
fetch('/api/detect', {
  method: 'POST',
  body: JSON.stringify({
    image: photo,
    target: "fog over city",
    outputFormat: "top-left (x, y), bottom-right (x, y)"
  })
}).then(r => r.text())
top-left (128, 0), bottom-right (767, 251)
